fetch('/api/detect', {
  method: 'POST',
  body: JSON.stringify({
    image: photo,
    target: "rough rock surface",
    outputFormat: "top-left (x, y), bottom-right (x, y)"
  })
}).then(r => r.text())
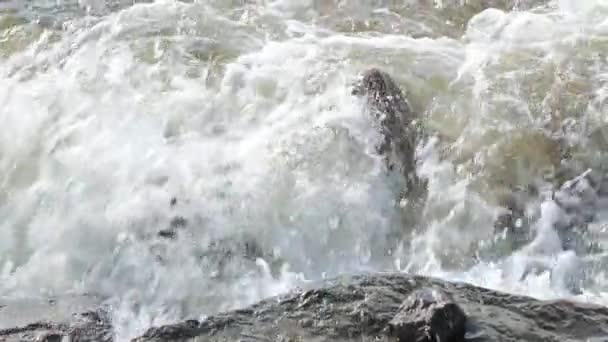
top-left (2, 273), bottom-right (608, 342)
top-left (131, 273), bottom-right (608, 342)
top-left (0, 296), bottom-right (111, 342)
top-left (386, 289), bottom-right (466, 342)
top-left (352, 68), bottom-right (428, 235)
top-left (352, 68), bottom-right (422, 196)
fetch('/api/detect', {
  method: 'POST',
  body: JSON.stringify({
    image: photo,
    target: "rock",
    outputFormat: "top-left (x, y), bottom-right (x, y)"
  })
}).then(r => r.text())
top-left (2, 273), bottom-right (608, 342)
top-left (157, 228), bottom-right (177, 239)
top-left (157, 216), bottom-right (188, 239)
top-left (198, 234), bottom-right (267, 273)
top-left (351, 68), bottom-right (604, 263)
top-left (0, 296), bottom-right (112, 342)
top-left (493, 168), bottom-right (607, 258)
top-left (352, 68), bottom-right (428, 234)
top-left (387, 289), bottom-right (466, 342)
top-left (132, 273), bottom-right (608, 342)
top-left (352, 68), bottom-right (421, 193)
top-left (156, 197), bottom-right (188, 239)
top-left (351, 68), bottom-right (604, 273)
top-left (151, 197), bottom-right (283, 278)
top-left (492, 189), bottom-right (535, 252)
top-left (38, 332), bottom-right (64, 342)
top-left (68, 310), bottom-right (113, 342)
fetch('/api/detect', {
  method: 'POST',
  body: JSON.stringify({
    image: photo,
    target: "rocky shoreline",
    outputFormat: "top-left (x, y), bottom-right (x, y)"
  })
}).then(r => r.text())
top-left (2, 273), bottom-right (607, 342)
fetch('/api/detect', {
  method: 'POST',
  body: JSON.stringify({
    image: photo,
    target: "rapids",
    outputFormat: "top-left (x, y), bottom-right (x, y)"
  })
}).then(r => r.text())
top-left (1, 0), bottom-right (607, 340)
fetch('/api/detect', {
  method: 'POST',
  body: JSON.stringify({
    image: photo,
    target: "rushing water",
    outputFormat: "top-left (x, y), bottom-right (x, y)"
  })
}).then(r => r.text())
top-left (1, 0), bottom-right (607, 340)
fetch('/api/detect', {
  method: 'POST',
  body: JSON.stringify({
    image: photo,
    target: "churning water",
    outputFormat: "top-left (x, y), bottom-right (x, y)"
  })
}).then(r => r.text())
top-left (1, 0), bottom-right (607, 340)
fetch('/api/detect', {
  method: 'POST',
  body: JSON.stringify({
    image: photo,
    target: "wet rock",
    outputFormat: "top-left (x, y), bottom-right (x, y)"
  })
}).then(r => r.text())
top-left (494, 168), bottom-right (607, 258)
top-left (157, 197), bottom-right (189, 239)
top-left (482, 126), bottom-right (608, 258)
top-left (133, 273), bottom-right (608, 342)
top-left (196, 233), bottom-right (288, 280)
top-left (2, 274), bottom-right (608, 342)
top-left (353, 68), bottom-right (420, 192)
top-left (387, 289), bottom-right (466, 342)
top-left (157, 229), bottom-right (177, 239)
top-left (157, 216), bottom-right (189, 239)
top-left (0, 300), bottom-right (112, 342)
top-left (353, 68), bottom-right (428, 234)
top-left (198, 234), bottom-right (267, 271)
top-left (68, 310), bottom-right (113, 342)
top-left (151, 197), bottom-right (282, 277)
top-left (492, 189), bottom-right (534, 252)
top-left (351, 69), bottom-right (602, 270)
top-left (38, 332), bottom-right (64, 342)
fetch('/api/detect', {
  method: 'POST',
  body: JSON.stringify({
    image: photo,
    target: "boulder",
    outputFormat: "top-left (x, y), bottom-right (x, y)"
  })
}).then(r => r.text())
top-left (3, 273), bottom-right (608, 342)
top-left (387, 289), bottom-right (466, 342)
top-left (132, 273), bottom-right (608, 342)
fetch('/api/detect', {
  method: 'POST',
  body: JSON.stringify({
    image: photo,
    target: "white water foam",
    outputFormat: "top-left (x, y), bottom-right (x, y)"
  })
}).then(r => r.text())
top-left (1, 0), bottom-right (607, 339)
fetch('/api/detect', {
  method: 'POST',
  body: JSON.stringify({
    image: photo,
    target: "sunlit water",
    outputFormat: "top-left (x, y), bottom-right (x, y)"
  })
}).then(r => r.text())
top-left (1, 0), bottom-right (607, 340)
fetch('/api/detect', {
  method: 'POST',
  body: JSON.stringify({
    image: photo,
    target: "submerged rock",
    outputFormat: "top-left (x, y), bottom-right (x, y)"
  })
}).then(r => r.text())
top-left (353, 68), bottom-right (428, 235)
top-left (352, 68), bottom-right (422, 196)
top-left (494, 168), bottom-right (607, 258)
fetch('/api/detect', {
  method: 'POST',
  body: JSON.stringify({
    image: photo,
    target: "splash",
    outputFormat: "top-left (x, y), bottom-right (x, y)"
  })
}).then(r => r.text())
top-left (1, 0), bottom-right (607, 339)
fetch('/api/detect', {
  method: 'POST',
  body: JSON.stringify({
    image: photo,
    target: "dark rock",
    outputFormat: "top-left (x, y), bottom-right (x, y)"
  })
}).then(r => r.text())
top-left (39, 332), bottom-right (64, 342)
top-left (0, 323), bottom-right (67, 342)
top-left (132, 273), bottom-right (608, 342)
top-left (353, 68), bottom-right (420, 193)
top-left (492, 189), bottom-right (534, 252)
top-left (68, 310), bottom-right (113, 342)
top-left (2, 274), bottom-right (608, 342)
top-left (157, 216), bottom-right (188, 239)
top-left (137, 320), bottom-right (202, 341)
top-left (352, 68), bottom-right (428, 234)
top-left (160, 196), bottom-right (187, 239)
top-left (387, 289), bottom-right (466, 342)
top-left (157, 229), bottom-right (176, 239)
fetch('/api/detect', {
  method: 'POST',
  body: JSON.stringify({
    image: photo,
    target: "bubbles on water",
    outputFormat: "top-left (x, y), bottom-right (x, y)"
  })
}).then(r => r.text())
top-left (1, 0), bottom-right (608, 340)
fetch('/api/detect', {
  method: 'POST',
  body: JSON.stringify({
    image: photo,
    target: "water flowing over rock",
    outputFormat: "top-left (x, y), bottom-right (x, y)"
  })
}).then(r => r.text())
top-left (0, 296), bottom-right (111, 342)
top-left (353, 68), bottom-right (422, 195)
top-left (2, 0), bottom-right (608, 340)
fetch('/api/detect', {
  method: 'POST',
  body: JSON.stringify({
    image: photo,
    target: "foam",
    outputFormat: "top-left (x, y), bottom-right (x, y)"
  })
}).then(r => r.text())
top-left (1, 0), bottom-right (607, 339)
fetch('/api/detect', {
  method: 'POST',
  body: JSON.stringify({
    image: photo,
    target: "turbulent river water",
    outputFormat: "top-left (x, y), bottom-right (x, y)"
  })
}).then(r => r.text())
top-left (1, 0), bottom-right (608, 340)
